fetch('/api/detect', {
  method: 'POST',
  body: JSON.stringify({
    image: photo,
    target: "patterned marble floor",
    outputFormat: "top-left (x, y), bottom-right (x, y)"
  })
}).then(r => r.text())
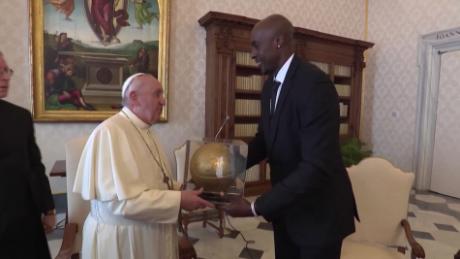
top-left (47, 191), bottom-right (460, 259)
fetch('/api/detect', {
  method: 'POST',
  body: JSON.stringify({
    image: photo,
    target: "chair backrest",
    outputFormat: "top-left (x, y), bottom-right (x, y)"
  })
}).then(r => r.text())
top-left (346, 157), bottom-right (414, 246)
top-left (174, 141), bottom-right (189, 186)
top-left (65, 136), bottom-right (90, 253)
top-left (174, 140), bottom-right (201, 187)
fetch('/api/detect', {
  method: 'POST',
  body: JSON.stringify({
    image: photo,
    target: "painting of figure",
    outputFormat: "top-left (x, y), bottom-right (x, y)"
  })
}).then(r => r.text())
top-left (48, 0), bottom-right (75, 20)
top-left (85, 0), bottom-right (130, 45)
top-left (132, 0), bottom-right (158, 29)
top-left (32, 0), bottom-right (168, 121)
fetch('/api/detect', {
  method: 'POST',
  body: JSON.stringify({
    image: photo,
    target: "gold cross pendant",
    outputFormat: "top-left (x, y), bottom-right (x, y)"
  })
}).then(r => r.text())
top-left (163, 175), bottom-right (172, 189)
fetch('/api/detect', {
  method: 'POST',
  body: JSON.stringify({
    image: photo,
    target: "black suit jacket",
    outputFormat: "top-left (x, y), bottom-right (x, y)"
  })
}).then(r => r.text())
top-left (0, 99), bottom-right (54, 258)
top-left (247, 56), bottom-right (356, 246)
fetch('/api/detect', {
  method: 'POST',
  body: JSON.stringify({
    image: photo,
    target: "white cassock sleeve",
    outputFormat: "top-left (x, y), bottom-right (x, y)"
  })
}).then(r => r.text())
top-left (103, 189), bottom-right (181, 224)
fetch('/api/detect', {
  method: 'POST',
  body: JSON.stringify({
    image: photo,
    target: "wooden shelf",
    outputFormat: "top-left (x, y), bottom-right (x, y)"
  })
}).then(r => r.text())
top-left (234, 116), bottom-right (259, 123)
top-left (236, 65), bottom-right (261, 76)
top-left (236, 64), bottom-right (259, 70)
top-left (235, 90), bottom-right (261, 99)
top-left (334, 76), bottom-right (352, 84)
top-left (339, 96), bottom-right (351, 103)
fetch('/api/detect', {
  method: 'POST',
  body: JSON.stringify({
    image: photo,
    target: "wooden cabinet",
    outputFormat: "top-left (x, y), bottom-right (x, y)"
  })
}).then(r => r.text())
top-left (199, 11), bottom-right (373, 196)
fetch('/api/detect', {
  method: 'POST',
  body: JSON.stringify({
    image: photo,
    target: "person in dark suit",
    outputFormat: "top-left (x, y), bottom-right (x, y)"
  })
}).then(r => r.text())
top-left (223, 15), bottom-right (357, 259)
top-left (0, 52), bottom-right (56, 258)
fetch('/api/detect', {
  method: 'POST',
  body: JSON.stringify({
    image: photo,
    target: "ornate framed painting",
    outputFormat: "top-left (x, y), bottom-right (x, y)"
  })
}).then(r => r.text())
top-left (30, 0), bottom-right (170, 122)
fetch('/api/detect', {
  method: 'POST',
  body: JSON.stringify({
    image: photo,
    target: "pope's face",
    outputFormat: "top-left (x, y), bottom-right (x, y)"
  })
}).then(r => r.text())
top-left (0, 56), bottom-right (12, 99)
top-left (134, 76), bottom-right (166, 124)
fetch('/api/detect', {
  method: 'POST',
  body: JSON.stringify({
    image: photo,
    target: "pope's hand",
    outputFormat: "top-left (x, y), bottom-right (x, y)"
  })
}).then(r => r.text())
top-left (180, 188), bottom-right (214, 211)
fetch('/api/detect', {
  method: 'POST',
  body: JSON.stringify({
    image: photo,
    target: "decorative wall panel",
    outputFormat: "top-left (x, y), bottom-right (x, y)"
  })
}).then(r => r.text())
top-left (363, 0), bottom-right (460, 172)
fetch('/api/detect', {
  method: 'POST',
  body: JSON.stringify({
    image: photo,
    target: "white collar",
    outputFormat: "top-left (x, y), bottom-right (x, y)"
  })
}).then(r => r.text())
top-left (121, 107), bottom-right (151, 129)
top-left (274, 54), bottom-right (294, 83)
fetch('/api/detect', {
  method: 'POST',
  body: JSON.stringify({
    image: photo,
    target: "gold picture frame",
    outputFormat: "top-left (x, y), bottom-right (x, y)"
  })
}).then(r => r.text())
top-left (30, 0), bottom-right (170, 122)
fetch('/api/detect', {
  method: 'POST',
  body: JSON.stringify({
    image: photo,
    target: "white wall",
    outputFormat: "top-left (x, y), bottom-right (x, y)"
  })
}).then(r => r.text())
top-left (0, 0), bottom-right (365, 193)
top-left (362, 0), bottom-right (460, 172)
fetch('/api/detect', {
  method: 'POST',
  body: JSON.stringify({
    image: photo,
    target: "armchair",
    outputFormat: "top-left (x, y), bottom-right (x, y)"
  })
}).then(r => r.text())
top-left (174, 140), bottom-right (225, 238)
top-left (341, 157), bottom-right (425, 259)
top-left (55, 136), bottom-right (89, 259)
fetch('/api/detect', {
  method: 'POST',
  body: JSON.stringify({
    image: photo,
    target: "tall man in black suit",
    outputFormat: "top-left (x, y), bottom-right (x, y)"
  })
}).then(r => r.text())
top-left (224, 15), bottom-right (357, 259)
top-left (0, 52), bottom-right (56, 258)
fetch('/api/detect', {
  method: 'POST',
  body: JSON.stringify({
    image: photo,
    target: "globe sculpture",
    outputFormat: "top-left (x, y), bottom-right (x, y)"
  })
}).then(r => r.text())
top-left (189, 141), bottom-right (247, 196)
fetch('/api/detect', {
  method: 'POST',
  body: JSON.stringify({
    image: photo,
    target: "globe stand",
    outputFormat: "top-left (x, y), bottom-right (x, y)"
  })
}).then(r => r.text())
top-left (186, 139), bottom-right (248, 205)
top-left (199, 192), bottom-right (228, 204)
top-left (199, 191), bottom-right (241, 205)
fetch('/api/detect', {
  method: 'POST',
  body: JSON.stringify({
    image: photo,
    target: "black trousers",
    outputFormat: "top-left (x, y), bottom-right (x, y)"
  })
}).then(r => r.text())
top-left (273, 221), bottom-right (343, 259)
top-left (0, 213), bottom-right (51, 259)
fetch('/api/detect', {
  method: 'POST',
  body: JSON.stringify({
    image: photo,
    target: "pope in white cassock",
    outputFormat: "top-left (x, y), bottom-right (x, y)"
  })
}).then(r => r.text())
top-left (73, 73), bottom-right (213, 259)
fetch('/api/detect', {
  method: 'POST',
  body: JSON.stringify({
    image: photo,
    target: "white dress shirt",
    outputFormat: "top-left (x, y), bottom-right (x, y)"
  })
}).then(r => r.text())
top-left (251, 53), bottom-right (295, 216)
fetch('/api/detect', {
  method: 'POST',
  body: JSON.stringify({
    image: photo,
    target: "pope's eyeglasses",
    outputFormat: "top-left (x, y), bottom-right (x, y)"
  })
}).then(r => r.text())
top-left (0, 67), bottom-right (14, 77)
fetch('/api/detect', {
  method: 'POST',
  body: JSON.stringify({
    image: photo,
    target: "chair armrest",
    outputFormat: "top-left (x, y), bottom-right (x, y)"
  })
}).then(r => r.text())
top-left (401, 219), bottom-right (425, 258)
top-left (55, 223), bottom-right (78, 259)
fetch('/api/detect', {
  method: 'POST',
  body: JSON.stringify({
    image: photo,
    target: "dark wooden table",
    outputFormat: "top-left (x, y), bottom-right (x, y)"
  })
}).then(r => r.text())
top-left (50, 160), bottom-right (66, 177)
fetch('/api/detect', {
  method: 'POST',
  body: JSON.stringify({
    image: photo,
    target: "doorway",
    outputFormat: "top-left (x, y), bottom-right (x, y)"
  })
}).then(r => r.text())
top-left (414, 27), bottom-right (460, 198)
top-left (430, 50), bottom-right (460, 198)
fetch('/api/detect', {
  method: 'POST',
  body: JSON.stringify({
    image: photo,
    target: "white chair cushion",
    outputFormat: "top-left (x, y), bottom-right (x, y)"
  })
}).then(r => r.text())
top-left (346, 157), bottom-right (414, 246)
top-left (341, 239), bottom-right (406, 259)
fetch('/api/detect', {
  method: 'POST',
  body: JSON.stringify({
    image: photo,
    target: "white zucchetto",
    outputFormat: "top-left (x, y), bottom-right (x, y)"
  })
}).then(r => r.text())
top-left (121, 73), bottom-right (146, 98)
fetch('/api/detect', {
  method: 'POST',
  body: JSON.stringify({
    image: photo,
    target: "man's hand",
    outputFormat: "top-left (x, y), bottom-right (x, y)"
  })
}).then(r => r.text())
top-left (180, 188), bottom-right (214, 211)
top-left (42, 214), bottom-right (56, 233)
top-left (222, 197), bottom-right (253, 217)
